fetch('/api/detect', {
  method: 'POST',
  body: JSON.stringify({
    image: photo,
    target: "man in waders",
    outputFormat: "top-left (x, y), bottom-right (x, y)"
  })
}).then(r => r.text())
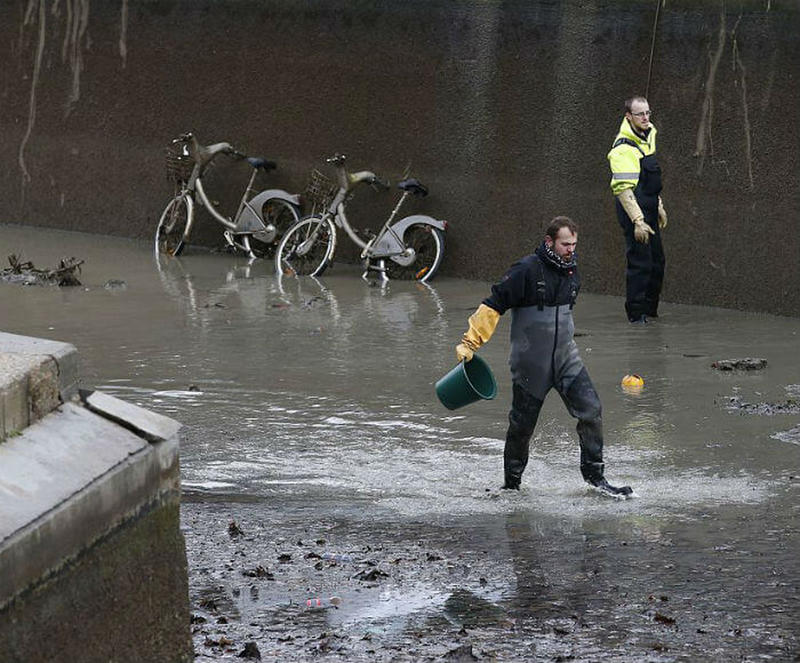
top-left (608, 96), bottom-right (667, 324)
top-left (455, 217), bottom-right (633, 497)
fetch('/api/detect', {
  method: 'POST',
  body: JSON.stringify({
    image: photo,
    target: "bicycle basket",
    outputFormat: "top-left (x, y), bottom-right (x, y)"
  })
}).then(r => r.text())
top-left (165, 145), bottom-right (195, 184)
top-left (304, 169), bottom-right (337, 213)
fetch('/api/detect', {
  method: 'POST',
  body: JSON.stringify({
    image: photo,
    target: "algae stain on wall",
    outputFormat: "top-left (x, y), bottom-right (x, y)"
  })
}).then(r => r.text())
top-left (16, 0), bottom-right (128, 195)
top-left (694, 2), bottom-right (766, 191)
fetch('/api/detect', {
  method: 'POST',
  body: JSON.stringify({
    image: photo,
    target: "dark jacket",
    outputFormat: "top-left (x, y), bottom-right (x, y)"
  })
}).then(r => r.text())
top-left (482, 244), bottom-right (580, 315)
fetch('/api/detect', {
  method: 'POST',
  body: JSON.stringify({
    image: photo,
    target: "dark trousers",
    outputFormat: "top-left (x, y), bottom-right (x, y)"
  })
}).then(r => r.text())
top-left (618, 213), bottom-right (665, 320)
top-left (504, 368), bottom-right (604, 487)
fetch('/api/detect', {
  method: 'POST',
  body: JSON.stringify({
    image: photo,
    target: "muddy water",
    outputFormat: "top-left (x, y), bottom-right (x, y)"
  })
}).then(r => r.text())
top-left (2, 224), bottom-right (799, 661)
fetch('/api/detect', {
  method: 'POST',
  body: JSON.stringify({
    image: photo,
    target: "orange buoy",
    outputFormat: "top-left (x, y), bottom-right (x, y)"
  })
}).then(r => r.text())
top-left (621, 374), bottom-right (645, 390)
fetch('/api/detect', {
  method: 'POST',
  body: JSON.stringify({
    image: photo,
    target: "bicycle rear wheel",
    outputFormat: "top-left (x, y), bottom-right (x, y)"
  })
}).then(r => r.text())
top-left (275, 215), bottom-right (336, 277)
top-left (384, 224), bottom-right (445, 282)
top-left (155, 194), bottom-right (193, 256)
top-left (249, 198), bottom-right (300, 257)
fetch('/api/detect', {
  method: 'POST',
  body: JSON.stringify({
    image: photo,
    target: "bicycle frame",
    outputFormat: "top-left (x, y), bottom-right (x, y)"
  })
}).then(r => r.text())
top-left (167, 134), bottom-right (300, 256)
top-left (322, 161), bottom-right (445, 265)
top-left (274, 154), bottom-right (447, 282)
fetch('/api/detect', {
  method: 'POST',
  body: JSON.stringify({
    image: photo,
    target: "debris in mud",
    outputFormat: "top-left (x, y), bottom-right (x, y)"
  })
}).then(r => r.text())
top-left (321, 552), bottom-right (354, 563)
top-left (305, 596), bottom-right (342, 609)
top-left (103, 279), bottom-right (127, 290)
top-left (228, 520), bottom-right (244, 537)
top-left (354, 568), bottom-right (389, 582)
top-left (718, 395), bottom-right (800, 415)
top-left (204, 635), bottom-right (233, 647)
top-left (198, 597), bottom-right (219, 611)
top-left (711, 358), bottom-right (767, 371)
top-left (237, 641), bottom-right (262, 659)
top-left (653, 612), bottom-right (676, 626)
top-left (442, 643), bottom-right (480, 661)
top-left (1, 254), bottom-right (83, 286)
top-left (242, 565), bottom-right (274, 580)
top-left (277, 553), bottom-right (292, 563)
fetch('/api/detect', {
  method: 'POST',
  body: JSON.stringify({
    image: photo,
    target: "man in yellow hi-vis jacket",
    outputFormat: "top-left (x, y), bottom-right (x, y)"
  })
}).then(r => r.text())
top-left (607, 96), bottom-right (668, 323)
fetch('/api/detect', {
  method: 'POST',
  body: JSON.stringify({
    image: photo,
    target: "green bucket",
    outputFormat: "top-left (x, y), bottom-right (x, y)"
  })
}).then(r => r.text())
top-left (435, 354), bottom-right (498, 410)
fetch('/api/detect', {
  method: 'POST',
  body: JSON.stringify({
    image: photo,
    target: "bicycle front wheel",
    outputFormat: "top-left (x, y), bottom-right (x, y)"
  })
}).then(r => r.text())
top-left (275, 215), bottom-right (336, 277)
top-left (249, 198), bottom-right (300, 258)
top-left (384, 224), bottom-right (445, 282)
top-left (155, 194), bottom-right (193, 257)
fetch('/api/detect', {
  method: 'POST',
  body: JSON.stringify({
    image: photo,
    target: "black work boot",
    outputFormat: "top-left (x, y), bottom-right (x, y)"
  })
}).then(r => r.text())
top-left (501, 476), bottom-right (521, 490)
top-left (586, 476), bottom-right (633, 498)
top-left (581, 461), bottom-right (633, 498)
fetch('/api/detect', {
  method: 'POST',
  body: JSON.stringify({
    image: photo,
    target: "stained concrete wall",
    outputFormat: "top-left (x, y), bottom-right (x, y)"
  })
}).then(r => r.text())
top-left (0, 332), bottom-right (192, 663)
top-left (1, 0), bottom-right (798, 315)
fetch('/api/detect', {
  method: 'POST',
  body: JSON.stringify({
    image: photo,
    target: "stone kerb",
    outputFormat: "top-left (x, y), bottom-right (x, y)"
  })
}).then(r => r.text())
top-left (0, 331), bottom-right (79, 441)
top-left (0, 332), bottom-right (191, 662)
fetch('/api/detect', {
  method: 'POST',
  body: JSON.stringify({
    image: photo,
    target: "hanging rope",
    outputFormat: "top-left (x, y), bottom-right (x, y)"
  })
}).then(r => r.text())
top-left (645, 0), bottom-right (663, 98)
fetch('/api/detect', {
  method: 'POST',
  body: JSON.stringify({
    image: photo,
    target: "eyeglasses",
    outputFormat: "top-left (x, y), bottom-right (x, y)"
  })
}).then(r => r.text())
top-left (630, 110), bottom-right (652, 118)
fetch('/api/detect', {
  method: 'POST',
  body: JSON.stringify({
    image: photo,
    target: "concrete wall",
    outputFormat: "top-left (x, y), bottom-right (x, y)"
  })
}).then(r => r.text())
top-left (1, 0), bottom-right (798, 315)
top-left (0, 332), bottom-right (192, 663)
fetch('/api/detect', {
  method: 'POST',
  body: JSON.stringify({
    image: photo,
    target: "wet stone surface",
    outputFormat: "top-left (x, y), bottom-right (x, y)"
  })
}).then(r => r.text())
top-left (2, 226), bottom-right (800, 661)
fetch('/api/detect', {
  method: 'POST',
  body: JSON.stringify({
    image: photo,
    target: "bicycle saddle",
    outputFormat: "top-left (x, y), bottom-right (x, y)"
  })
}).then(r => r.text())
top-left (246, 157), bottom-right (277, 171)
top-left (398, 178), bottom-right (428, 197)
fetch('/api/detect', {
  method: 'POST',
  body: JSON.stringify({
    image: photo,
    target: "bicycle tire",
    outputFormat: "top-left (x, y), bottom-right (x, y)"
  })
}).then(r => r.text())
top-left (275, 215), bottom-right (337, 277)
top-left (155, 194), bottom-right (193, 257)
top-left (384, 224), bottom-right (445, 282)
top-left (249, 198), bottom-right (301, 258)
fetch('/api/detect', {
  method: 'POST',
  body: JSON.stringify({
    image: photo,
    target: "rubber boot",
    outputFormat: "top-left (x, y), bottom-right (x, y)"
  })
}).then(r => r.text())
top-left (502, 383), bottom-right (543, 490)
top-left (587, 476), bottom-right (633, 497)
top-left (561, 369), bottom-right (633, 498)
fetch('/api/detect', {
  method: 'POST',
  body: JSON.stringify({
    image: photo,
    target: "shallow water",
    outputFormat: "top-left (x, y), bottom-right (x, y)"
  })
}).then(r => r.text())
top-left (2, 224), bottom-right (799, 661)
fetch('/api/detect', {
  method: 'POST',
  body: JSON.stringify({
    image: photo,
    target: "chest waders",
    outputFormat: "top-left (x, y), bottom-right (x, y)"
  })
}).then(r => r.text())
top-left (614, 138), bottom-right (666, 321)
top-left (502, 263), bottom-right (605, 489)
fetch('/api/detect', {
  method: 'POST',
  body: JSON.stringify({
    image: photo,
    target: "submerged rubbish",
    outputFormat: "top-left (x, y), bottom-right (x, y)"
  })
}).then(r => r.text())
top-left (1, 254), bottom-right (83, 286)
top-left (711, 358), bottom-right (767, 371)
top-left (305, 596), bottom-right (342, 608)
top-left (718, 395), bottom-right (800, 415)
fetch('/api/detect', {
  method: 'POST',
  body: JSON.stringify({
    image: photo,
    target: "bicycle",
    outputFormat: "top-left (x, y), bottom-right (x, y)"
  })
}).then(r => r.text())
top-left (274, 154), bottom-right (447, 282)
top-left (155, 132), bottom-right (301, 259)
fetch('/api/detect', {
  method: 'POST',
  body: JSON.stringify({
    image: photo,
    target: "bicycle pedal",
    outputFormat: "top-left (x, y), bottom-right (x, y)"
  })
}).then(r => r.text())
top-left (223, 231), bottom-right (235, 246)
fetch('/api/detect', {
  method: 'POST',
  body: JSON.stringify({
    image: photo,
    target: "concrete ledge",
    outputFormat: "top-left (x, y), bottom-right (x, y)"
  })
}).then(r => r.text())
top-left (82, 389), bottom-right (182, 443)
top-left (0, 333), bottom-right (191, 661)
top-left (0, 331), bottom-right (79, 440)
top-left (0, 401), bottom-right (181, 609)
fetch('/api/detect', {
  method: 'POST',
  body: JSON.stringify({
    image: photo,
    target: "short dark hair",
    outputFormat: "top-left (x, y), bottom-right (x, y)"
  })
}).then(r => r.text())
top-left (625, 95), bottom-right (648, 113)
top-left (545, 216), bottom-right (578, 240)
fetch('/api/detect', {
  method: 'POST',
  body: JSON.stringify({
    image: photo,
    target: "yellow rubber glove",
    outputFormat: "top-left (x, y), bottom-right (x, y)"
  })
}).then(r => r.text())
top-left (658, 196), bottom-right (668, 230)
top-left (616, 188), bottom-right (654, 244)
top-left (455, 304), bottom-right (500, 363)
